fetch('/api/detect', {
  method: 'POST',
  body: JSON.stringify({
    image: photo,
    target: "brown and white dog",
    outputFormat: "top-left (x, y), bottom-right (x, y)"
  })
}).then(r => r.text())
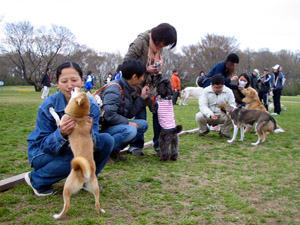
top-left (241, 87), bottom-right (284, 133)
top-left (179, 87), bottom-right (203, 105)
top-left (49, 87), bottom-right (105, 219)
top-left (241, 87), bottom-right (267, 111)
top-left (220, 104), bottom-right (278, 145)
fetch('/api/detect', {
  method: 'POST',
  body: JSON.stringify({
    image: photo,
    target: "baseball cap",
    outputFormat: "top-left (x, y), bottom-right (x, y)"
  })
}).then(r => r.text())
top-left (272, 64), bottom-right (280, 70)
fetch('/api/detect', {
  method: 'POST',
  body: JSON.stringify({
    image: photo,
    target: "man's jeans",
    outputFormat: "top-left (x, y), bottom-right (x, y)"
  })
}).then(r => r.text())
top-left (134, 107), bottom-right (161, 150)
top-left (102, 119), bottom-right (148, 151)
top-left (30, 133), bottom-right (114, 192)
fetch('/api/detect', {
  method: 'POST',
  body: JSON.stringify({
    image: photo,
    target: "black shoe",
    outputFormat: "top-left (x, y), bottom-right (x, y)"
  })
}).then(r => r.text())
top-left (219, 132), bottom-right (230, 139)
top-left (24, 172), bottom-right (56, 196)
top-left (199, 129), bottom-right (210, 137)
top-left (154, 147), bottom-right (160, 157)
top-left (110, 151), bottom-right (127, 161)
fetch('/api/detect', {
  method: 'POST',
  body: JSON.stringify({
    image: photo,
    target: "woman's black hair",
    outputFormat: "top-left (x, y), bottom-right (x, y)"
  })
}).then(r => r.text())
top-left (239, 73), bottom-right (250, 88)
top-left (151, 23), bottom-right (177, 49)
top-left (56, 62), bottom-right (83, 81)
top-left (45, 68), bottom-right (51, 73)
top-left (121, 59), bottom-right (146, 80)
top-left (87, 70), bottom-right (92, 75)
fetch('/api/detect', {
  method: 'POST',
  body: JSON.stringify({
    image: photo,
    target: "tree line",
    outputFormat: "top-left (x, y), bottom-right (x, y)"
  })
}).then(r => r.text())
top-left (0, 21), bottom-right (299, 95)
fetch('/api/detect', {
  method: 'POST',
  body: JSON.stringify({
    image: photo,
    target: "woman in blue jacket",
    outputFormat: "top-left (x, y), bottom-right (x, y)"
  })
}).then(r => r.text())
top-left (26, 62), bottom-right (114, 196)
top-left (270, 64), bottom-right (286, 115)
top-left (203, 53), bottom-right (240, 90)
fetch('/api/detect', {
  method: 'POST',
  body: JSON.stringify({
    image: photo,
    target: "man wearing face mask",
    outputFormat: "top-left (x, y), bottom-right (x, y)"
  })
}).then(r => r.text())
top-left (257, 68), bottom-right (271, 111)
top-left (196, 74), bottom-right (236, 138)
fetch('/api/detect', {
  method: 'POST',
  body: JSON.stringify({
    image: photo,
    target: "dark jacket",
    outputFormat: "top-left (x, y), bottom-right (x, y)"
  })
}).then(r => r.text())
top-left (249, 73), bottom-right (259, 90)
top-left (101, 78), bottom-right (145, 128)
top-left (203, 62), bottom-right (238, 90)
top-left (270, 71), bottom-right (285, 90)
top-left (257, 74), bottom-right (271, 93)
top-left (41, 73), bottom-right (51, 87)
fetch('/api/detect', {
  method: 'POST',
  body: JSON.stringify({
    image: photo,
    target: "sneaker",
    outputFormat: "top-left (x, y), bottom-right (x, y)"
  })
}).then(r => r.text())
top-left (271, 112), bottom-right (279, 116)
top-left (129, 147), bottom-right (144, 156)
top-left (24, 172), bottom-right (56, 196)
top-left (199, 129), bottom-right (210, 137)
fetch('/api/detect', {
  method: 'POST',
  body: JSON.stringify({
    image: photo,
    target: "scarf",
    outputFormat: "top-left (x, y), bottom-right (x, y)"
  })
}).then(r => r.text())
top-left (147, 33), bottom-right (163, 67)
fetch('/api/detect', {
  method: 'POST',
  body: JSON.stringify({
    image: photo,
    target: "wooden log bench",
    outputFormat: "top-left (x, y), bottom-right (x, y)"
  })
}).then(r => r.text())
top-left (0, 128), bottom-right (199, 192)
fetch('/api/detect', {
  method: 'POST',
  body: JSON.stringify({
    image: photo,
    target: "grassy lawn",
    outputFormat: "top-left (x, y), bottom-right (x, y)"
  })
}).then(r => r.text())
top-left (0, 86), bottom-right (300, 224)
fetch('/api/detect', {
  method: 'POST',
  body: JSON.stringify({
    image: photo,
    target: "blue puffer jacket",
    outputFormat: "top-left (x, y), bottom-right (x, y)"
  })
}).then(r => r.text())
top-left (203, 61), bottom-right (238, 90)
top-left (101, 77), bottom-right (145, 128)
top-left (270, 71), bottom-right (285, 90)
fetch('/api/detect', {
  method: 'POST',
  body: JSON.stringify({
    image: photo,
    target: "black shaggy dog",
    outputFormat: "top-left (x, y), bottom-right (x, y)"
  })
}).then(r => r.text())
top-left (155, 79), bottom-right (183, 161)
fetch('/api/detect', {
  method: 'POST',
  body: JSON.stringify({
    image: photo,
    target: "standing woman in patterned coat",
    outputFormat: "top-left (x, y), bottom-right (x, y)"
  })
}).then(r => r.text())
top-left (123, 23), bottom-right (177, 156)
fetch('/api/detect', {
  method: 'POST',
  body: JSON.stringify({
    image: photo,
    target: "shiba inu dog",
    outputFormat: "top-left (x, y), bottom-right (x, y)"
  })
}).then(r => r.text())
top-left (49, 87), bottom-right (105, 219)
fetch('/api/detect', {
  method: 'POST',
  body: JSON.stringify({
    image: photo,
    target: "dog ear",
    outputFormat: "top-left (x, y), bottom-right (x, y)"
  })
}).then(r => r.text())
top-left (76, 96), bottom-right (84, 105)
top-left (219, 104), bottom-right (227, 113)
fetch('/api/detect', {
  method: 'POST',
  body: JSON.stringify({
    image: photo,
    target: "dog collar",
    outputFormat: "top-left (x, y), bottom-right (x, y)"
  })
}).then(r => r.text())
top-left (228, 107), bottom-right (236, 115)
top-left (65, 113), bottom-right (88, 119)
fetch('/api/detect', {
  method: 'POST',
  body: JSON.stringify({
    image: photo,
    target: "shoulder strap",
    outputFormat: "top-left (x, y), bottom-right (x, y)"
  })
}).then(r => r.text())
top-left (93, 82), bottom-right (125, 105)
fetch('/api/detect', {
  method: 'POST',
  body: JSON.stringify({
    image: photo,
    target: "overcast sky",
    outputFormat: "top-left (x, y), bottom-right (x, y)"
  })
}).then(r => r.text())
top-left (1, 0), bottom-right (300, 56)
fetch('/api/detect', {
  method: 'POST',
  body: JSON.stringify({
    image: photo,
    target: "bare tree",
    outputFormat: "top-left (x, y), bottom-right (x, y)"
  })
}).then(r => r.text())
top-left (2, 21), bottom-right (76, 91)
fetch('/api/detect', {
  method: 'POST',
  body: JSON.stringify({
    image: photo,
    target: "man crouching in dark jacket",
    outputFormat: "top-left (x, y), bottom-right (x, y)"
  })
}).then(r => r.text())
top-left (100, 59), bottom-right (150, 160)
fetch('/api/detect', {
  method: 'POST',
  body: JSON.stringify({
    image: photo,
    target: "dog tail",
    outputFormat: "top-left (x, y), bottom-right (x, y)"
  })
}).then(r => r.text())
top-left (71, 156), bottom-right (91, 182)
top-left (173, 125), bottom-right (183, 134)
top-left (268, 115), bottom-right (278, 132)
top-left (268, 115), bottom-right (285, 133)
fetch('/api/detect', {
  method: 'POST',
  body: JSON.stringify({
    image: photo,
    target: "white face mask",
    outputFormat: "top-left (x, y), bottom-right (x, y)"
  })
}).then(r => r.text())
top-left (238, 80), bottom-right (248, 87)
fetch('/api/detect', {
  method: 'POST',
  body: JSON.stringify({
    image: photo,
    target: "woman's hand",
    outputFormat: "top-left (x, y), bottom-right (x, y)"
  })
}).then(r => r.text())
top-left (147, 65), bottom-right (159, 74)
top-left (141, 85), bottom-right (150, 99)
top-left (60, 118), bottom-right (76, 137)
top-left (231, 75), bottom-right (239, 81)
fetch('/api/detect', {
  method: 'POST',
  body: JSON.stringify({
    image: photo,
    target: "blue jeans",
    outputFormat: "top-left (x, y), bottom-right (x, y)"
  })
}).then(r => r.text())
top-left (134, 107), bottom-right (161, 150)
top-left (102, 119), bottom-right (148, 151)
top-left (30, 133), bottom-right (114, 192)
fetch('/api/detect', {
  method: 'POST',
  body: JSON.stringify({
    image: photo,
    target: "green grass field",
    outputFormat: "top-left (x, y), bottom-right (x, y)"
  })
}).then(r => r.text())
top-left (0, 86), bottom-right (300, 224)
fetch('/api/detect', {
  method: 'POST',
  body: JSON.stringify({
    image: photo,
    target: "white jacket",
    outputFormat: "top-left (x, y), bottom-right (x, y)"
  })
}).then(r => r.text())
top-left (199, 85), bottom-right (236, 118)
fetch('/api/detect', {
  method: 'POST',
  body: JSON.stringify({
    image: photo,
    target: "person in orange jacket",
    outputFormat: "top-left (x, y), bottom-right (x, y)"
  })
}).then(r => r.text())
top-left (171, 69), bottom-right (181, 105)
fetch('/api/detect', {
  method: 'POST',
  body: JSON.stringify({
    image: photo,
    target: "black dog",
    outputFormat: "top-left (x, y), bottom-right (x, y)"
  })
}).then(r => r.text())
top-left (155, 79), bottom-right (183, 161)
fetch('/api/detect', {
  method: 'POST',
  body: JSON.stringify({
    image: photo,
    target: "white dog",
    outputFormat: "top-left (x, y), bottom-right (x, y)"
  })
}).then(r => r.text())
top-left (180, 87), bottom-right (203, 105)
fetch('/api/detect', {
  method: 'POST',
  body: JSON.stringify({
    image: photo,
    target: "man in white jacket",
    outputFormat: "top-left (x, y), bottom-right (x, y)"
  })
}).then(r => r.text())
top-left (196, 74), bottom-right (236, 138)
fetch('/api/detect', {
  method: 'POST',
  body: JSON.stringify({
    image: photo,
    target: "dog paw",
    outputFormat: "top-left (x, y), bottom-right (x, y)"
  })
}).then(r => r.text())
top-left (251, 142), bottom-right (259, 146)
top-left (53, 214), bottom-right (60, 219)
top-left (49, 107), bottom-right (55, 113)
top-left (100, 208), bottom-right (105, 213)
top-left (239, 139), bottom-right (244, 142)
top-left (227, 140), bottom-right (234, 143)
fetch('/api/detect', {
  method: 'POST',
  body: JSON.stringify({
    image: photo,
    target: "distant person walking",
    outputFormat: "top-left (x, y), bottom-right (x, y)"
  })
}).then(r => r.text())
top-left (41, 68), bottom-right (51, 100)
top-left (171, 69), bottom-right (181, 105)
top-left (84, 71), bottom-right (95, 93)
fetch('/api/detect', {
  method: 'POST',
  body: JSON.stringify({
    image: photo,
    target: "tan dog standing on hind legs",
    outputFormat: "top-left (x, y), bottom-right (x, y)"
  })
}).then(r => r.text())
top-left (49, 87), bottom-right (105, 219)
